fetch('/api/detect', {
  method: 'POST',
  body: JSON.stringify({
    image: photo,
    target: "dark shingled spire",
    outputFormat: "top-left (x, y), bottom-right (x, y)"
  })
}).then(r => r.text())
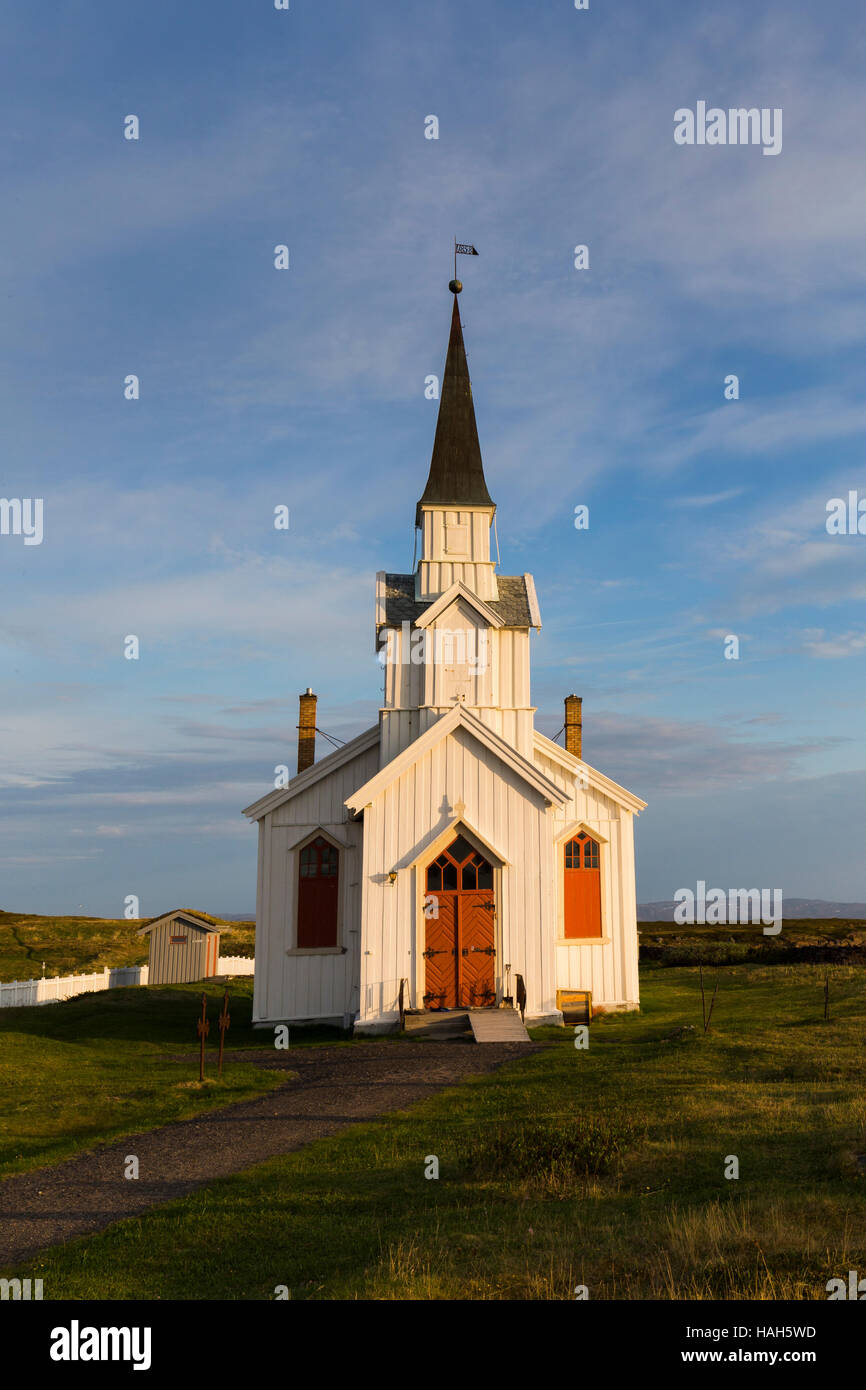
top-left (415, 293), bottom-right (494, 526)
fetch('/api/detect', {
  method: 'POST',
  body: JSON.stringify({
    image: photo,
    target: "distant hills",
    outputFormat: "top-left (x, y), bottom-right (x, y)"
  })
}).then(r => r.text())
top-left (638, 899), bottom-right (866, 921)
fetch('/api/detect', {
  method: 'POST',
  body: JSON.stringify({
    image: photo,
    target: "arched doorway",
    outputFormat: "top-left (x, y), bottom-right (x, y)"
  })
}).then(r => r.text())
top-left (563, 831), bottom-right (602, 938)
top-left (423, 832), bottom-right (496, 1009)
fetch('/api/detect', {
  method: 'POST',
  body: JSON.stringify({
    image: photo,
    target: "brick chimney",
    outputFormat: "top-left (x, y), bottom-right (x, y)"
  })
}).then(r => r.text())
top-left (564, 694), bottom-right (582, 759)
top-left (297, 688), bottom-right (317, 773)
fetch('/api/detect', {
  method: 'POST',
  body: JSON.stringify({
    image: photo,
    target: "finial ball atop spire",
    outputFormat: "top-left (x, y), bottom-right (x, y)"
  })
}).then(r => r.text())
top-left (448, 279), bottom-right (463, 294)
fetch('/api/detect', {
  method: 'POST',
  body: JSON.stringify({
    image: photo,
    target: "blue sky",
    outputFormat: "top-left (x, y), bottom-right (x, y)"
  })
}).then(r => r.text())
top-left (2, 0), bottom-right (865, 915)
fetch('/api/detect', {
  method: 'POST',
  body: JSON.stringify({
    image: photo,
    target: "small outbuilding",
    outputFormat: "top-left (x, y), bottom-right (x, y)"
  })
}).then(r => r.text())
top-left (137, 909), bottom-right (221, 985)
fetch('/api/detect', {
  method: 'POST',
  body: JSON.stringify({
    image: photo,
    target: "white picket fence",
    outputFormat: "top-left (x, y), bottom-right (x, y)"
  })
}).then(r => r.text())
top-left (216, 955), bottom-right (255, 976)
top-left (0, 965), bottom-right (149, 1010)
top-left (0, 956), bottom-right (255, 1009)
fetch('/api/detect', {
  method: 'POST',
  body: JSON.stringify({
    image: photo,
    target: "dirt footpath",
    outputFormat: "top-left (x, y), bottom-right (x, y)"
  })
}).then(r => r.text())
top-left (0, 1039), bottom-right (539, 1267)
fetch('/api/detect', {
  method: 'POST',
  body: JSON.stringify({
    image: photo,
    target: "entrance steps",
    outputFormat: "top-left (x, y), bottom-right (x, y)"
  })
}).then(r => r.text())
top-left (403, 1010), bottom-right (472, 1038)
top-left (402, 1008), bottom-right (530, 1042)
top-left (469, 1009), bottom-right (530, 1043)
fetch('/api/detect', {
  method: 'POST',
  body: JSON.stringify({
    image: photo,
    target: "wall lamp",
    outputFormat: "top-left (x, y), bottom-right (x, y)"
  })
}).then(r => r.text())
top-left (388, 870), bottom-right (398, 885)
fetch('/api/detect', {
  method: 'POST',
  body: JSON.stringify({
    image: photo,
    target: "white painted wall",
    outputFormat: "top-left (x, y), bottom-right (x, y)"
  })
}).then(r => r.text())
top-left (252, 742), bottom-right (379, 1027)
top-left (355, 726), bottom-right (561, 1028)
top-left (416, 506), bottom-right (499, 600)
top-left (535, 746), bottom-right (640, 1010)
top-left (252, 724), bottom-right (640, 1030)
top-left (380, 616), bottom-right (534, 764)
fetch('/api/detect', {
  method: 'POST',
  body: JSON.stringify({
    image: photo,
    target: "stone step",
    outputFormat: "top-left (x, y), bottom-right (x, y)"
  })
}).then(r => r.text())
top-left (403, 1010), bottom-right (471, 1037)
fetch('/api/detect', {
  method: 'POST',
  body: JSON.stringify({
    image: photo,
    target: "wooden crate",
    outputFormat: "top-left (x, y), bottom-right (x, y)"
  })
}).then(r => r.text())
top-left (557, 988), bottom-right (592, 1024)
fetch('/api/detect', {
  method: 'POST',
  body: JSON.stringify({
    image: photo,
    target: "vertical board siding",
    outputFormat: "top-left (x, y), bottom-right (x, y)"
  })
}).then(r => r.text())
top-left (533, 747), bottom-right (640, 1009)
top-left (253, 708), bottom-right (640, 1026)
top-left (254, 743), bottom-right (377, 1024)
top-left (355, 732), bottom-right (562, 1024)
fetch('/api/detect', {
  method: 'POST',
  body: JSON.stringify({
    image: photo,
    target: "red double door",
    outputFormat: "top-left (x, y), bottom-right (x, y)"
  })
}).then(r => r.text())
top-left (423, 834), bottom-right (496, 1009)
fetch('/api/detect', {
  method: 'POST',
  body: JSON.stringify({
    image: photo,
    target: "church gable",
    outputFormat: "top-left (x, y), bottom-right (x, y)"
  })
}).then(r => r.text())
top-left (346, 705), bottom-right (569, 816)
top-left (413, 581), bottom-right (503, 631)
top-left (375, 571), bottom-right (538, 647)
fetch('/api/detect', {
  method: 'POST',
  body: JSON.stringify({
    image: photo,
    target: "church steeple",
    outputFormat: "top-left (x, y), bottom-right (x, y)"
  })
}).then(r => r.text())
top-left (415, 288), bottom-right (495, 528)
top-left (414, 284), bottom-right (499, 603)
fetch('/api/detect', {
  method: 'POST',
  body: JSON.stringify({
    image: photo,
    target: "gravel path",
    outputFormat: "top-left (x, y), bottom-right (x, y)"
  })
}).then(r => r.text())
top-left (0, 1040), bottom-right (539, 1267)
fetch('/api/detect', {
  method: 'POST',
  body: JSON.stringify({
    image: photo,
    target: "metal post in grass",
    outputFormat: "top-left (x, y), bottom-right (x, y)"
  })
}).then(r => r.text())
top-left (699, 964), bottom-right (719, 1033)
top-left (824, 973), bottom-right (830, 1022)
top-left (197, 992), bottom-right (210, 1081)
top-left (218, 989), bottom-right (231, 1077)
top-left (704, 979), bottom-right (719, 1032)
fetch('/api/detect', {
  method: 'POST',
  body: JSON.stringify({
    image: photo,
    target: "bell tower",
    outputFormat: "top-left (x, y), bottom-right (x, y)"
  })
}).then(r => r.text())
top-left (375, 279), bottom-right (541, 766)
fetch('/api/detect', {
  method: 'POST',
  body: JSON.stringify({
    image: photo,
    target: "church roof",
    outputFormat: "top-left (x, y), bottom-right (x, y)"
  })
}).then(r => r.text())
top-left (377, 572), bottom-right (536, 639)
top-left (242, 724), bottom-right (380, 821)
top-left (415, 293), bottom-right (494, 526)
top-left (532, 731), bottom-right (647, 814)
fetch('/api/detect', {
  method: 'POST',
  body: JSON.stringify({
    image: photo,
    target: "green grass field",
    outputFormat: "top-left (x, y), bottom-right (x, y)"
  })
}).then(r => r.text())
top-left (0, 910), bottom-right (255, 982)
top-left (639, 918), bottom-right (866, 966)
top-left (640, 916), bottom-right (866, 942)
top-left (10, 962), bottom-right (866, 1300)
top-left (0, 979), bottom-right (287, 1178)
top-left (3, 910), bottom-right (862, 984)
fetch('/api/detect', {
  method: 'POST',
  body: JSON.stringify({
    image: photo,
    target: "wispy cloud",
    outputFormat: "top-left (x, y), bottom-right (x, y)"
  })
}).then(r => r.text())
top-left (801, 628), bottom-right (866, 659)
top-left (2, 0), bottom-right (866, 911)
top-left (671, 489), bottom-right (747, 508)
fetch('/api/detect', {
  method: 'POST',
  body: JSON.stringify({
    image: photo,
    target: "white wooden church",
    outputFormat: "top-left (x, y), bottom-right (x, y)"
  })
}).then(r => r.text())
top-left (244, 283), bottom-right (645, 1032)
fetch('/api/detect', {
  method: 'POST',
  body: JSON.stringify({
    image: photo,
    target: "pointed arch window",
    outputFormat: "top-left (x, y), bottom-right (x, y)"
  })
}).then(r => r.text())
top-left (297, 834), bottom-right (339, 948)
top-left (565, 832), bottom-right (599, 870)
top-left (425, 834), bottom-right (493, 892)
top-left (563, 833), bottom-right (602, 939)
